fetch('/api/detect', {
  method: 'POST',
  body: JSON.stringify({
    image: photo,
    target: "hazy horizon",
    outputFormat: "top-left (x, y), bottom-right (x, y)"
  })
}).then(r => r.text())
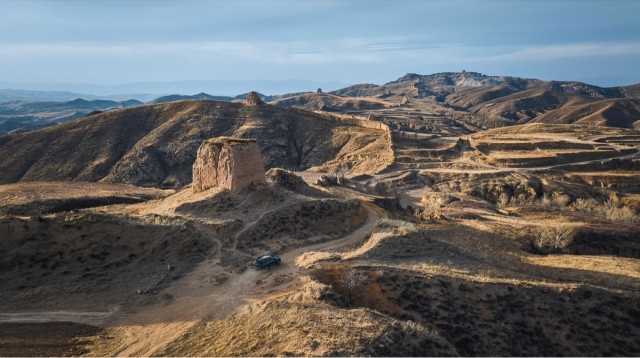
top-left (2, 0), bottom-right (640, 95)
top-left (0, 79), bottom-right (351, 98)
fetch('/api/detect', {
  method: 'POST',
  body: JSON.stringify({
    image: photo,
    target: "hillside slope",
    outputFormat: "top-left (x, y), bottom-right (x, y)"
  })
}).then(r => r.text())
top-left (329, 72), bottom-right (538, 102)
top-left (622, 83), bottom-right (640, 98)
top-left (0, 100), bottom-right (391, 187)
top-left (270, 92), bottom-right (391, 112)
top-left (461, 81), bottom-right (630, 126)
top-left (328, 72), bottom-right (640, 129)
top-left (152, 92), bottom-right (271, 104)
top-left (532, 98), bottom-right (640, 129)
top-left (151, 93), bottom-right (233, 103)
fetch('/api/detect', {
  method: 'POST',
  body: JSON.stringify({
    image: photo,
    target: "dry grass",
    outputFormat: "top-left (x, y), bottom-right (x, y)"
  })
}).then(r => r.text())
top-left (530, 225), bottom-right (576, 254)
top-left (572, 192), bottom-right (639, 223)
top-left (157, 277), bottom-right (455, 357)
top-left (539, 191), bottom-right (572, 208)
top-left (605, 205), bottom-right (637, 222)
top-left (0, 181), bottom-right (172, 215)
top-left (604, 192), bottom-right (638, 222)
top-left (525, 255), bottom-right (640, 281)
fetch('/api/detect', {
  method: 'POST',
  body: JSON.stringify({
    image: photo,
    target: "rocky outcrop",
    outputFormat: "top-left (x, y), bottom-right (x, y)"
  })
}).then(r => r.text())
top-left (192, 137), bottom-right (265, 192)
top-left (265, 168), bottom-right (306, 189)
top-left (244, 91), bottom-right (264, 106)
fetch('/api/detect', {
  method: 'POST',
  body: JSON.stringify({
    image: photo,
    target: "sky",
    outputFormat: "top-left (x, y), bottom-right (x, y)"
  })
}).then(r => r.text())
top-left (1, 0), bottom-right (640, 95)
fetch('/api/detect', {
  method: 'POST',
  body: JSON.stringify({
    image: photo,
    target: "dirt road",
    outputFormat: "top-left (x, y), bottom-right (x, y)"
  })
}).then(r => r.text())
top-left (0, 200), bottom-right (381, 356)
top-left (101, 202), bottom-right (380, 356)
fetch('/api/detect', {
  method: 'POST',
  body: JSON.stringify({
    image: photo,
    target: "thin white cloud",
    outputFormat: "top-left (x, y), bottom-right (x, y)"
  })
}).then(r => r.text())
top-left (1, 39), bottom-right (639, 70)
top-left (476, 42), bottom-right (640, 63)
top-left (0, 40), bottom-right (385, 65)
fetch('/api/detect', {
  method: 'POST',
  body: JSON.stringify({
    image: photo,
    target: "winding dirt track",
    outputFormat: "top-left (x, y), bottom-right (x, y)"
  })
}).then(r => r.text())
top-left (0, 201), bottom-right (381, 356)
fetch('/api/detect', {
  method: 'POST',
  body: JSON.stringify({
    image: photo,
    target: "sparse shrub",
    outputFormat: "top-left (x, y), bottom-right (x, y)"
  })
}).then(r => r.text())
top-left (606, 192), bottom-right (622, 208)
top-left (531, 225), bottom-right (576, 254)
top-left (540, 191), bottom-right (572, 209)
top-left (571, 192), bottom-right (638, 223)
top-left (343, 269), bottom-right (368, 306)
top-left (497, 192), bottom-right (511, 208)
top-left (572, 197), bottom-right (599, 211)
top-left (417, 191), bottom-right (446, 222)
top-left (482, 177), bottom-right (541, 209)
top-left (604, 192), bottom-right (638, 223)
top-left (605, 206), bottom-right (637, 222)
top-left (551, 192), bottom-right (572, 207)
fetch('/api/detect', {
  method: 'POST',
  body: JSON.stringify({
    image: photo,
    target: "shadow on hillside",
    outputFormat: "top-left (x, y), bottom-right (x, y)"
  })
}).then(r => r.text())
top-left (311, 264), bottom-right (640, 356)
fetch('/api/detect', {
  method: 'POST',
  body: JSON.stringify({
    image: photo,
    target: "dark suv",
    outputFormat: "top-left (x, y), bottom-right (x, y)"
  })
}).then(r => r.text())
top-left (255, 254), bottom-right (281, 269)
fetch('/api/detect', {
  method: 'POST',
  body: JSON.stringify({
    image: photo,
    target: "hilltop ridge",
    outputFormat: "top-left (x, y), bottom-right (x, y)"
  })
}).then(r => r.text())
top-left (0, 100), bottom-right (392, 187)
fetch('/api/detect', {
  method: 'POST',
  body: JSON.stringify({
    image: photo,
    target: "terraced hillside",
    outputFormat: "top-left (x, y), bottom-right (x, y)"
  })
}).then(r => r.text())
top-left (345, 121), bottom-right (640, 214)
top-left (468, 124), bottom-right (637, 168)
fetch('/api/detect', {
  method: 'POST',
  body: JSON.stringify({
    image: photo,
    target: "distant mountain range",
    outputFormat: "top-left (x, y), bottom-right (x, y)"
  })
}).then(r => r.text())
top-left (1, 72), bottom-right (639, 134)
top-left (0, 79), bottom-right (347, 102)
top-left (0, 89), bottom-right (104, 103)
top-left (150, 91), bottom-right (273, 104)
top-left (0, 91), bottom-right (285, 134)
top-left (283, 71), bottom-right (640, 129)
top-left (0, 98), bottom-right (142, 134)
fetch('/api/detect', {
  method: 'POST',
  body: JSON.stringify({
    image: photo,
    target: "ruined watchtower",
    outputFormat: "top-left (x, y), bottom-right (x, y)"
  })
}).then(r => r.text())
top-left (244, 91), bottom-right (264, 106)
top-left (192, 137), bottom-right (265, 193)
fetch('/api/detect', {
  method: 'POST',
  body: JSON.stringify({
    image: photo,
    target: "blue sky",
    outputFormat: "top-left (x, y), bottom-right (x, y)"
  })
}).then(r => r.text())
top-left (1, 0), bottom-right (640, 94)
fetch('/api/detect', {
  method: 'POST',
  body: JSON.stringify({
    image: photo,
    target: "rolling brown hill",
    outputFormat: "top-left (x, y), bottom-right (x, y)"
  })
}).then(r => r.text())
top-left (327, 72), bottom-right (640, 129)
top-left (0, 100), bottom-right (391, 187)
top-left (456, 81), bottom-right (630, 127)
top-left (382, 71), bottom-right (523, 101)
top-left (270, 92), bottom-right (391, 112)
top-left (330, 72), bottom-right (538, 102)
top-left (444, 82), bottom-right (530, 109)
top-left (330, 83), bottom-right (382, 97)
top-left (532, 98), bottom-right (640, 129)
top-left (622, 83), bottom-right (640, 98)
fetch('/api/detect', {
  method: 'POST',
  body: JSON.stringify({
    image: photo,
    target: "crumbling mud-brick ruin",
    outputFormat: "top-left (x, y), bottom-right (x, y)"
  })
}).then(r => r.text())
top-left (244, 91), bottom-right (264, 106)
top-left (192, 137), bottom-right (266, 192)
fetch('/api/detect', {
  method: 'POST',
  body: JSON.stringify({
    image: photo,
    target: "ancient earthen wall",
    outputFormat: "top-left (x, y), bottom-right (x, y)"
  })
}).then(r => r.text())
top-left (317, 112), bottom-right (396, 174)
top-left (192, 141), bottom-right (222, 192)
top-left (224, 142), bottom-right (266, 191)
